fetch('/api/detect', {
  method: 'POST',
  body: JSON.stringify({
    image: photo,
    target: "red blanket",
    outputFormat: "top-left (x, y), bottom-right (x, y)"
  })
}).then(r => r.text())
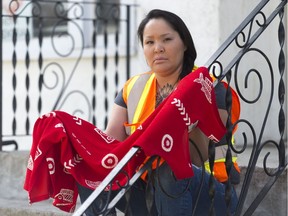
top-left (24, 67), bottom-right (226, 212)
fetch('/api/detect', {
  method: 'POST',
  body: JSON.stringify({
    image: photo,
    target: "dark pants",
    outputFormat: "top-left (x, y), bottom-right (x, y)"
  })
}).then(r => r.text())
top-left (77, 178), bottom-right (157, 216)
top-left (77, 164), bottom-right (238, 216)
top-left (154, 163), bottom-right (238, 216)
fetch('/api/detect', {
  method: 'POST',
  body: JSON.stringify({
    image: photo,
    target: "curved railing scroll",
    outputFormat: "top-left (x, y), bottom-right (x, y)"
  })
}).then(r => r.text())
top-left (205, 0), bottom-right (287, 215)
top-left (1, 0), bottom-right (136, 149)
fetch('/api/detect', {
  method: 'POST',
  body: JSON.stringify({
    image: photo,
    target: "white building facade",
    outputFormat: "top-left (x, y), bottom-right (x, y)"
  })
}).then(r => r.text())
top-left (1, 0), bottom-right (287, 151)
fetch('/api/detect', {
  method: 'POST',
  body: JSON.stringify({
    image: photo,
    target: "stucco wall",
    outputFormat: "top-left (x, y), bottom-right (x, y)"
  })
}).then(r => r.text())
top-left (2, 0), bottom-right (287, 150)
top-left (129, 0), bottom-right (222, 75)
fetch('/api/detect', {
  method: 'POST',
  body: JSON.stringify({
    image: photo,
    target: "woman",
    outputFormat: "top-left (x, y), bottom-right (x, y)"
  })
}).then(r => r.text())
top-left (78, 9), bottom-right (239, 216)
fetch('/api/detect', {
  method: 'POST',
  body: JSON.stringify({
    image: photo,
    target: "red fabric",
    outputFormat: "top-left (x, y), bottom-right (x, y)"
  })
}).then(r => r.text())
top-left (24, 67), bottom-right (226, 212)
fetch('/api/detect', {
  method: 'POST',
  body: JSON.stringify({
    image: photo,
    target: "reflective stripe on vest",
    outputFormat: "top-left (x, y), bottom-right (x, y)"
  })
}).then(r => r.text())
top-left (124, 72), bottom-right (155, 135)
top-left (204, 160), bottom-right (241, 183)
top-left (204, 136), bottom-right (239, 182)
top-left (208, 136), bottom-right (237, 162)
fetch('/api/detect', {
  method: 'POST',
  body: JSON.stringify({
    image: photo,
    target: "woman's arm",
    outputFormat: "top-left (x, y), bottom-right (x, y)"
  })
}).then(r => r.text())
top-left (105, 103), bottom-right (128, 142)
top-left (189, 108), bottom-right (228, 167)
top-left (188, 127), bottom-right (209, 167)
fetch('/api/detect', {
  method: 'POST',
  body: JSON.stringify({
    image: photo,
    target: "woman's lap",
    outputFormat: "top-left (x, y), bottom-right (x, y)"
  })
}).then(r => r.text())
top-left (154, 163), bottom-right (238, 216)
top-left (77, 163), bottom-right (238, 216)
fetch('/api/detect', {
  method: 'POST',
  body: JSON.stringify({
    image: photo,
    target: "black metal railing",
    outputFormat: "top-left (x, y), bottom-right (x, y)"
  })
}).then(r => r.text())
top-left (205, 0), bottom-right (287, 214)
top-left (1, 0), bottom-right (137, 150)
top-left (72, 1), bottom-right (288, 216)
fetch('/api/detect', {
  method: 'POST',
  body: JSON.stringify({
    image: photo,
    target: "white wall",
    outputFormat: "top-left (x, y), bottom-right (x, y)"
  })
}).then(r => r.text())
top-left (129, 0), bottom-right (222, 76)
top-left (2, 0), bottom-right (287, 150)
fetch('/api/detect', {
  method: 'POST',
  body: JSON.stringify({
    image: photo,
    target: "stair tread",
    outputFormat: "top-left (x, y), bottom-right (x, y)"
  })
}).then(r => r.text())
top-left (0, 198), bottom-right (71, 216)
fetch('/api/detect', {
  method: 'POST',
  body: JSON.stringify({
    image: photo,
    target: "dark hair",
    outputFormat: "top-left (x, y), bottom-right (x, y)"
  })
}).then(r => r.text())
top-left (137, 9), bottom-right (197, 79)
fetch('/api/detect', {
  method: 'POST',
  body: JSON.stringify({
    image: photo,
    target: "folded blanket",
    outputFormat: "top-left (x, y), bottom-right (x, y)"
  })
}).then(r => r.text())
top-left (23, 67), bottom-right (226, 212)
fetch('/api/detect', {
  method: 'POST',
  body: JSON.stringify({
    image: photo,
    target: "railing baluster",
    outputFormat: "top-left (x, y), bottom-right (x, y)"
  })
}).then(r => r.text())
top-left (12, 15), bottom-right (17, 136)
top-left (126, 5), bottom-right (130, 80)
top-left (278, 4), bottom-right (286, 168)
top-left (37, 17), bottom-right (43, 116)
top-left (103, 18), bottom-right (109, 128)
top-left (25, 17), bottom-right (30, 135)
top-left (92, 18), bottom-right (98, 126)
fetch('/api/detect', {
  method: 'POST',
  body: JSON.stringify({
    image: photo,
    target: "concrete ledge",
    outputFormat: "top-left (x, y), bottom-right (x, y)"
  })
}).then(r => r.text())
top-left (0, 151), bottom-right (29, 200)
top-left (0, 199), bottom-right (70, 216)
top-left (0, 151), bottom-right (287, 215)
top-left (0, 151), bottom-right (72, 215)
top-left (235, 167), bottom-right (287, 216)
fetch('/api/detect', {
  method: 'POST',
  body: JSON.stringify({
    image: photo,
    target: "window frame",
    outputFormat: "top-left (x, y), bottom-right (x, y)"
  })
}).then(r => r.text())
top-left (2, 0), bottom-right (137, 61)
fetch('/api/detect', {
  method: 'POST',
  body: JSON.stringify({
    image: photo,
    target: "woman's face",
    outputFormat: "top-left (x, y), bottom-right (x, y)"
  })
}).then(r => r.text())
top-left (142, 18), bottom-right (186, 76)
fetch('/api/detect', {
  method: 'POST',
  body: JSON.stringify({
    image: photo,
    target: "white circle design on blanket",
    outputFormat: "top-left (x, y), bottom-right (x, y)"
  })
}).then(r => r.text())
top-left (161, 134), bottom-right (173, 152)
top-left (46, 157), bottom-right (55, 175)
top-left (102, 153), bottom-right (119, 169)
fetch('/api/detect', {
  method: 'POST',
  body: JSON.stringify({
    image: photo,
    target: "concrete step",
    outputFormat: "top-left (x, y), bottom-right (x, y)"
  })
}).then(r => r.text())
top-left (0, 151), bottom-right (72, 216)
top-left (0, 150), bottom-right (286, 215)
top-left (0, 199), bottom-right (70, 216)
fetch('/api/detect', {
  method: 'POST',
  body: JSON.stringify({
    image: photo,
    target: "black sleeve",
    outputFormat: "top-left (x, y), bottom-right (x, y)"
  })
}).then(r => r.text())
top-left (215, 82), bottom-right (234, 145)
top-left (114, 89), bottom-right (127, 108)
top-left (214, 82), bottom-right (227, 110)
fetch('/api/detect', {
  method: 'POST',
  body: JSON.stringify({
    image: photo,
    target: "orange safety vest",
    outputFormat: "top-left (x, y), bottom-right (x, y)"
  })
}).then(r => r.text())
top-left (122, 70), bottom-right (241, 183)
top-left (205, 76), bottom-right (241, 182)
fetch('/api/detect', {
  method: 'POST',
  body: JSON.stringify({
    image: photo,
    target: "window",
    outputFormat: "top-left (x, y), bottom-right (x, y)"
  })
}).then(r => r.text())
top-left (2, 0), bottom-right (136, 60)
top-left (32, 0), bottom-right (120, 37)
top-left (32, 0), bottom-right (68, 38)
top-left (95, 0), bottom-right (120, 34)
